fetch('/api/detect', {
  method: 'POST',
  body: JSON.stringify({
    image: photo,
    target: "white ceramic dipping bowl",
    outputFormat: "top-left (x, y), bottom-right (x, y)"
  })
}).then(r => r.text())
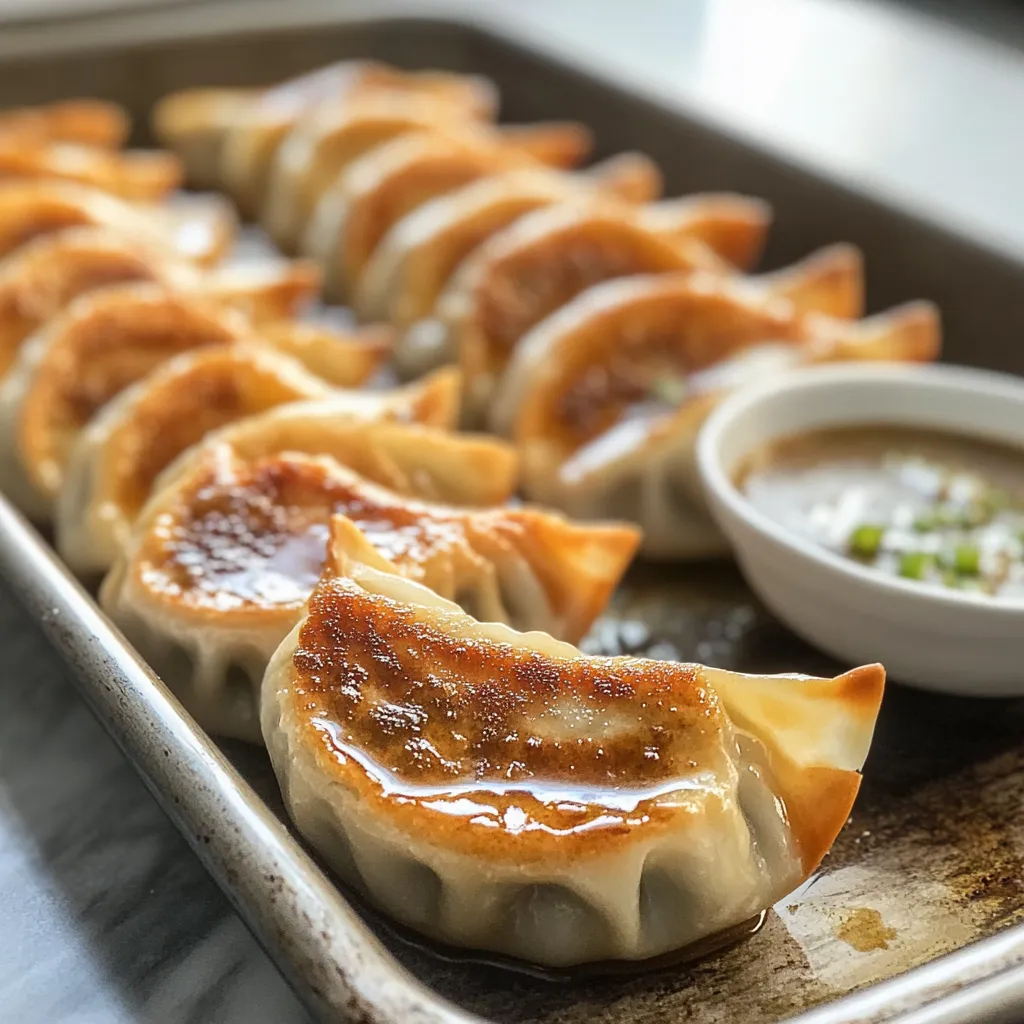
top-left (696, 362), bottom-right (1024, 697)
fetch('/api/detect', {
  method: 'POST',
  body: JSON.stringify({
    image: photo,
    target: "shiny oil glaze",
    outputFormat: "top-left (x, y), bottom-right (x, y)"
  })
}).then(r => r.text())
top-left (735, 425), bottom-right (1024, 598)
top-left (378, 566), bottom-right (1021, 1017)
top-left (144, 453), bottom-right (482, 613)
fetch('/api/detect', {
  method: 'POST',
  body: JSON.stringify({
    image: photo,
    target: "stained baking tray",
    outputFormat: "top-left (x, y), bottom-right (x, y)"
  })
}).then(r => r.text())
top-left (0, 12), bottom-right (1022, 1024)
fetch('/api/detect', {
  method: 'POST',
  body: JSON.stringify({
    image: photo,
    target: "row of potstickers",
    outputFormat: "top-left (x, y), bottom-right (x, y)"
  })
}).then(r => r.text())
top-left (0, 84), bottom-right (888, 969)
top-left (156, 59), bottom-right (941, 558)
top-left (0, 89), bottom-right (644, 752)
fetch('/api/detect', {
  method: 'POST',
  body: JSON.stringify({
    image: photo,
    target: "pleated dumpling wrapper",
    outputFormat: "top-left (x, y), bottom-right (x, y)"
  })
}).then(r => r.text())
top-left (0, 282), bottom-right (397, 522)
top-left (0, 284), bottom-right (254, 520)
top-left (0, 137), bottom-right (183, 201)
top-left (456, 232), bottom-right (860, 428)
top-left (427, 195), bottom-right (800, 422)
top-left (355, 156), bottom-right (665, 344)
top-left (495, 272), bottom-right (941, 558)
top-left (243, 318), bottom-right (393, 388)
top-left (151, 86), bottom-right (261, 190)
top-left (151, 392), bottom-right (518, 512)
top-left (0, 280), bottom-right (376, 521)
top-left (0, 179), bottom-right (236, 266)
top-left (57, 353), bottom-right (458, 576)
top-left (260, 89), bottom-right (523, 253)
top-left (260, 513), bottom-right (885, 966)
top-left (301, 121), bottom-right (608, 302)
top-left (101, 422), bottom-right (525, 742)
top-left (213, 61), bottom-right (498, 217)
top-left (0, 99), bottom-right (129, 149)
top-left (0, 227), bottom-right (322, 381)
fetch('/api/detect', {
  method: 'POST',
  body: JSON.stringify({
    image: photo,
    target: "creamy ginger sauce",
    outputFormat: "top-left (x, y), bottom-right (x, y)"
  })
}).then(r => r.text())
top-left (736, 426), bottom-right (1024, 599)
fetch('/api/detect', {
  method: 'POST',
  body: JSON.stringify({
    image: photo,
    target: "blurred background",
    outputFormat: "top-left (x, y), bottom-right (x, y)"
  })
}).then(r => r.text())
top-left (3, 0), bottom-right (1021, 258)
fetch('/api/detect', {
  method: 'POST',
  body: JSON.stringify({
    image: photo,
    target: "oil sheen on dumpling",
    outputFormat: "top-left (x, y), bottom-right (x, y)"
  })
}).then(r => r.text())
top-left (260, 514), bottom-right (885, 966)
top-left (101, 425), bottom-right (528, 742)
top-left (496, 272), bottom-right (940, 558)
top-left (57, 351), bottom-right (460, 576)
top-left (55, 346), bottom-right (330, 575)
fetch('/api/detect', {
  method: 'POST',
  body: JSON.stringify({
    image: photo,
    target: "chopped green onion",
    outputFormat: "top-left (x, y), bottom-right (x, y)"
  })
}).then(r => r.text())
top-left (899, 552), bottom-right (931, 580)
top-left (942, 569), bottom-right (961, 589)
top-left (649, 374), bottom-right (689, 405)
top-left (926, 506), bottom-right (962, 529)
top-left (848, 524), bottom-right (884, 559)
top-left (985, 489), bottom-right (1011, 512)
top-left (954, 545), bottom-right (980, 575)
top-left (913, 513), bottom-right (939, 532)
top-left (959, 503), bottom-right (991, 528)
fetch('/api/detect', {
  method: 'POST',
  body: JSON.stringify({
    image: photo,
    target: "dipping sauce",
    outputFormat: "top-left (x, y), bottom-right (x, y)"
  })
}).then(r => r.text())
top-left (736, 426), bottom-right (1024, 599)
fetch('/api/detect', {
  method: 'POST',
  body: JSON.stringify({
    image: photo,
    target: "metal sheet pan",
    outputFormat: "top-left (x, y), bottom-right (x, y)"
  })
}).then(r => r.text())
top-left (0, 13), bottom-right (1021, 1024)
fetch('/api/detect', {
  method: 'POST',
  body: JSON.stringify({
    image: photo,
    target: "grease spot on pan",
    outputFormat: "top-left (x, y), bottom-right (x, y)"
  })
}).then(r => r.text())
top-left (834, 908), bottom-right (897, 952)
top-left (776, 865), bottom-right (975, 990)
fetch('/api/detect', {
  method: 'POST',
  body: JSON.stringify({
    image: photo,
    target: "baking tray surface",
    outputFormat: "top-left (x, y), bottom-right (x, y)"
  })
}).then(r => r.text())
top-left (0, 13), bottom-right (1022, 1024)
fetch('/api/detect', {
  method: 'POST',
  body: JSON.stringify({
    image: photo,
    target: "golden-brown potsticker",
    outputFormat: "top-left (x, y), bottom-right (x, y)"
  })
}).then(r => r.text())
top-left (495, 272), bottom-right (938, 557)
top-left (256, 513), bottom-right (884, 964)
